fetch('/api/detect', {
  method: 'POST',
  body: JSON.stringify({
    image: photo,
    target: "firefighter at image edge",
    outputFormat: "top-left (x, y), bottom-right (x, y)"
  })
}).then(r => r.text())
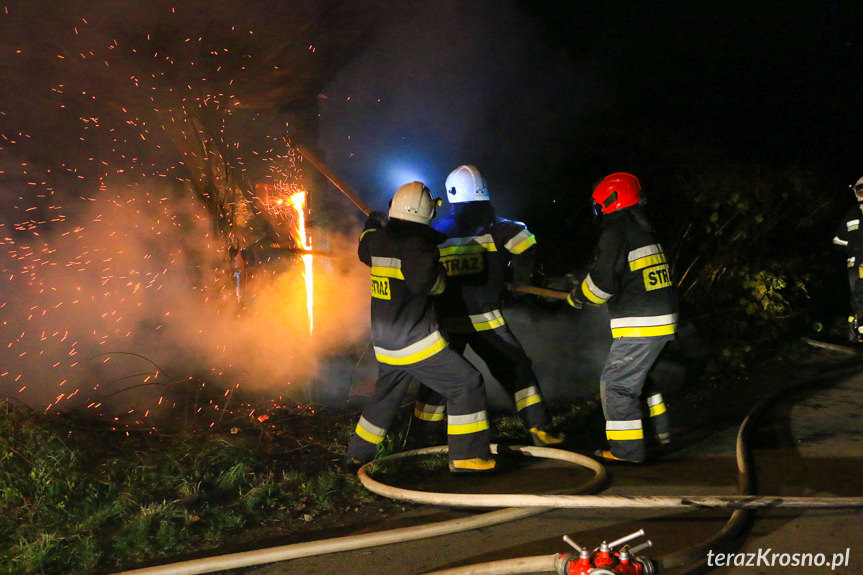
top-left (345, 182), bottom-right (497, 474)
top-left (831, 175), bottom-right (863, 343)
top-left (411, 164), bottom-right (565, 448)
top-left (567, 172), bottom-right (678, 464)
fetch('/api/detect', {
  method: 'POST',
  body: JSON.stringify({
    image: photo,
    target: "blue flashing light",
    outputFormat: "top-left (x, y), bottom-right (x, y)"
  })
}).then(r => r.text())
top-left (381, 157), bottom-right (438, 195)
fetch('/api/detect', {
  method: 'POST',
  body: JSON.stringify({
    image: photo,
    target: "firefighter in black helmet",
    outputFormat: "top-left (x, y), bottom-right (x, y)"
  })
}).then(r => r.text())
top-left (568, 172), bottom-right (678, 463)
top-left (345, 182), bottom-right (496, 474)
top-left (832, 176), bottom-right (863, 343)
top-left (411, 165), bottom-right (564, 448)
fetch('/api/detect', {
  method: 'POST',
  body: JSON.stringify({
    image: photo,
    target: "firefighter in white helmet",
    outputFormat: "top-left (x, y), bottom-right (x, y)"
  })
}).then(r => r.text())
top-left (832, 176), bottom-right (863, 343)
top-left (411, 165), bottom-right (564, 448)
top-left (567, 172), bottom-right (678, 463)
top-left (345, 182), bottom-right (496, 474)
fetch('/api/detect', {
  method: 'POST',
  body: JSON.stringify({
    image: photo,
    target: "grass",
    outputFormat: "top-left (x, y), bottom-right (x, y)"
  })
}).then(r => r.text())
top-left (0, 392), bottom-right (603, 575)
top-left (0, 399), bottom-right (374, 575)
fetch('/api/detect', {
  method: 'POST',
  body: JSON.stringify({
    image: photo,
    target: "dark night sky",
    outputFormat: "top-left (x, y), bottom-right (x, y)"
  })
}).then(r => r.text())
top-left (255, 1), bottom-right (857, 288)
top-left (2, 1), bottom-right (862, 212)
top-left (316, 1), bottom-right (863, 212)
top-left (2, 0), bottom-right (862, 289)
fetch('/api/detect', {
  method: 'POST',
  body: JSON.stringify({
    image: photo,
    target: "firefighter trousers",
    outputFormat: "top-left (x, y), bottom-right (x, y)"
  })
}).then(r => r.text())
top-left (847, 268), bottom-right (863, 341)
top-left (600, 335), bottom-right (674, 462)
top-left (413, 325), bottom-right (552, 440)
top-left (346, 346), bottom-right (491, 464)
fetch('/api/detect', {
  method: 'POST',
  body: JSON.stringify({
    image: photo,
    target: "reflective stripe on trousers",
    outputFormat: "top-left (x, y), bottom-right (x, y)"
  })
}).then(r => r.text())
top-left (347, 346), bottom-right (490, 463)
top-left (414, 401), bottom-right (445, 422)
top-left (646, 392), bottom-right (671, 442)
top-left (414, 325), bottom-right (552, 432)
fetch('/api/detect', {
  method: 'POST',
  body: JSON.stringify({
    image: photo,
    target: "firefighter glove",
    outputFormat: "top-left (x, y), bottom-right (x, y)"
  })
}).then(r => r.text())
top-left (365, 211), bottom-right (387, 230)
top-left (566, 288), bottom-right (585, 310)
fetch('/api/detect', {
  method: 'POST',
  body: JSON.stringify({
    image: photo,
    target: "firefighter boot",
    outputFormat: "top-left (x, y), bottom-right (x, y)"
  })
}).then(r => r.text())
top-left (448, 457), bottom-right (498, 474)
top-left (594, 449), bottom-right (644, 465)
top-left (530, 426), bottom-right (565, 447)
top-left (343, 457), bottom-right (366, 475)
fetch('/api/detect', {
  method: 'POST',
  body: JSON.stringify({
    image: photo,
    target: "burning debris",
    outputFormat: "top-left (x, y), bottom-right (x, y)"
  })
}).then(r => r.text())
top-left (0, 2), bottom-right (372, 426)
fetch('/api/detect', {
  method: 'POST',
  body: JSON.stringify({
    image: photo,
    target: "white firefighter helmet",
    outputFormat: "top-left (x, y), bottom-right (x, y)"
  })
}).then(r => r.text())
top-left (445, 164), bottom-right (490, 203)
top-left (388, 181), bottom-right (440, 225)
top-left (854, 176), bottom-right (863, 203)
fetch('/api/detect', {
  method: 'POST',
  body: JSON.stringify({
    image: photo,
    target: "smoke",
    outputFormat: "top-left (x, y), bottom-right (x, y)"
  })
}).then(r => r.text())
top-left (0, 0), bottom-right (386, 419)
top-left (0, 1), bottom-right (641, 421)
top-left (468, 301), bottom-right (611, 411)
top-left (0, 180), bottom-right (370, 417)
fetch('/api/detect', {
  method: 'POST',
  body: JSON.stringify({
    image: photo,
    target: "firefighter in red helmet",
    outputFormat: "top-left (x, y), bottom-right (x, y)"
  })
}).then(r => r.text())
top-left (411, 165), bottom-right (564, 449)
top-left (832, 176), bottom-right (863, 343)
top-left (568, 172), bottom-right (678, 463)
top-left (345, 182), bottom-right (496, 474)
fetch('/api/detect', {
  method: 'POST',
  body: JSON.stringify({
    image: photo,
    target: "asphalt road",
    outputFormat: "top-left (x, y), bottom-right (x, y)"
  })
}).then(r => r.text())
top-left (236, 344), bottom-right (863, 575)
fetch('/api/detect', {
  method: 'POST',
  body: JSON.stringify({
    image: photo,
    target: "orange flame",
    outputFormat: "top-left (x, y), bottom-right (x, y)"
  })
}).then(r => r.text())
top-left (290, 190), bottom-right (313, 333)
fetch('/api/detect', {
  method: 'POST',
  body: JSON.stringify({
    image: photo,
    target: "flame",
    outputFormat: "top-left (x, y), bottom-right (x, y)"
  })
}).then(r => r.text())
top-left (290, 190), bottom-right (313, 333)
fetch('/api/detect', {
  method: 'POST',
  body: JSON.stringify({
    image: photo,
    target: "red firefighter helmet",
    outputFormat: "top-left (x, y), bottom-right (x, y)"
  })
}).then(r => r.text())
top-left (592, 172), bottom-right (642, 214)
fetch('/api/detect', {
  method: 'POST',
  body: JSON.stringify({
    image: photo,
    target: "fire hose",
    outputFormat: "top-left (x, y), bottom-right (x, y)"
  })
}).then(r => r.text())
top-left (359, 446), bottom-right (863, 511)
top-left (406, 350), bottom-right (863, 575)
top-left (109, 352), bottom-right (863, 575)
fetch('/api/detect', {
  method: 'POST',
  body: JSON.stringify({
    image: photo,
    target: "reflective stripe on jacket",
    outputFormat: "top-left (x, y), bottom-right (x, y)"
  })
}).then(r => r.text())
top-left (581, 205), bottom-right (679, 338)
top-left (834, 205), bottom-right (863, 268)
top-left (434, 210), bottom-right (536, 332)
top-left (359, 218), bottom-right (449, 364)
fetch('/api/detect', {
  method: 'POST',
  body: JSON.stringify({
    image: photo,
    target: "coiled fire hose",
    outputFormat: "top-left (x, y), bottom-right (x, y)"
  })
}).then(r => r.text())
top-left (112, 352), bottom-right (863, 575)
top-left (407, 352), bottom-right (863, 575)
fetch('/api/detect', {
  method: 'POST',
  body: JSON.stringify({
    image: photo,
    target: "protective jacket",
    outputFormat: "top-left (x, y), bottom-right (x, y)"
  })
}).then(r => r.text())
top-left (359, 217), bottom-right (447, 365)
top-left (350, 214), bottom-right (492, 465)
top-left (433, 207), bottom-right (536, 333)
top-left (578, 204), bottom-right (678, 338)
top-left (411, 204), bottom-right (555, 439)
top-left (832, 204), bottom-right (863, 342)
top-left (832, 205), bottom-right (863, 269)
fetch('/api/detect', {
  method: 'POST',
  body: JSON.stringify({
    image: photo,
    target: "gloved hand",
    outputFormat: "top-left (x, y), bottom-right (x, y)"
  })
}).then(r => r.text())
top-left (566, 288), bottom-right (585, 310)
top-left (365, 211), bottom-right (387, 230)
